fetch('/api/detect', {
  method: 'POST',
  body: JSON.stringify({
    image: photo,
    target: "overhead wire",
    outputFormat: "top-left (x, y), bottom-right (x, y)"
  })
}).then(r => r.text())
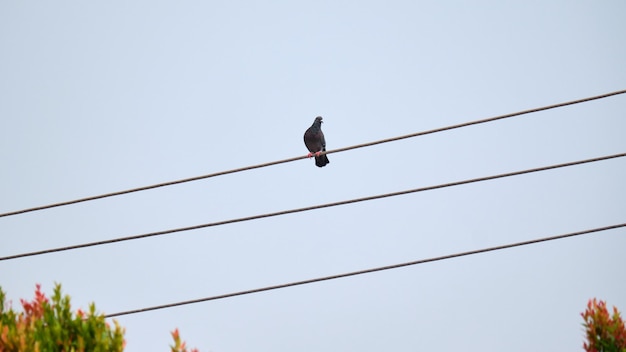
top-left (1, 89), bottom-right (625, 219)
top-left (1, 152), bottom-right (623, 262)
top-left (103, 222), bottom-right (626, 318)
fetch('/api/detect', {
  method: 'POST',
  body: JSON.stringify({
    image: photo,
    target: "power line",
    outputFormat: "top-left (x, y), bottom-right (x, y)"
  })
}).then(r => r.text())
top-left (2, 152), bottom-right (623, 262)
top-left (2, 89), bottom-right (625, 219)
top-left (104, 222), bottom-right (626, 318)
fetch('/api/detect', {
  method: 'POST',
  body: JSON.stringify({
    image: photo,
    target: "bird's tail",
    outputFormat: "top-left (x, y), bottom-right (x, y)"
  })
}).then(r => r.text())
top-left (315, 154), bottom-right (329, 167)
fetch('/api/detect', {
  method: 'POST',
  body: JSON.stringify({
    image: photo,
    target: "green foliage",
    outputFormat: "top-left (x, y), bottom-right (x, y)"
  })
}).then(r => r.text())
top-left (170, 328), bottom-right (199, 352)
top-left (0, 283), bottom-right (125, 352)
top-left (1, 284), bottom-right (203, 351)
top-left (582, 298), bottom-right (626, 352)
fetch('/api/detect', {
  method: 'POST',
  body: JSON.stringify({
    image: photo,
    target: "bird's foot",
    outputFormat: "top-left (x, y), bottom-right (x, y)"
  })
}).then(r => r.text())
top-left (306, 152), bottom-right (314, 158)
top-left (315, 151), bottom-right (322, 157)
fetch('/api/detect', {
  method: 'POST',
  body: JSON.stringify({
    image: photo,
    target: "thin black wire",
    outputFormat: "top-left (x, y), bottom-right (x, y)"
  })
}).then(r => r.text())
top-left (2, 152), bottom-right (623, 262)
top-left (103, 222), bottom-right (626, 318)
top-left (2, 89), bottom-right (625, 219)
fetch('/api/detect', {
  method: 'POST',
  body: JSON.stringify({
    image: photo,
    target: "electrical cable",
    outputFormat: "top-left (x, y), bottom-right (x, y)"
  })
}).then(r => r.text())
top-left (103, 222), bottom-right (626, 318)
top-left (1, 152), bottom-right (623, 262)
top-left (1, 89), bottom-right (624, 219)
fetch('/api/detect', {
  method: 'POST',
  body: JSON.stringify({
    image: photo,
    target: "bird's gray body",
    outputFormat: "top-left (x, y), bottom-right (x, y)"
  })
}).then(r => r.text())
top-left (303, 116), bottom-right (330, 167)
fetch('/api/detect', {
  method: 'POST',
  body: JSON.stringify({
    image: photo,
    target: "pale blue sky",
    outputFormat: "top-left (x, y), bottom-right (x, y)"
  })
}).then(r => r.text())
top-left (1, 1), bottom-right (625, 351)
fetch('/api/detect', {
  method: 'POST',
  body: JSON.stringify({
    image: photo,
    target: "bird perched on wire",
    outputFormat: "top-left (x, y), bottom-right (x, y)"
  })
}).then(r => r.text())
top-left (303, 116), bottom-right (330, 167)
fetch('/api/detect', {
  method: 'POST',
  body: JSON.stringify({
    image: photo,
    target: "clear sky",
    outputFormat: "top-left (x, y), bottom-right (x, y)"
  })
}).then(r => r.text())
top-left (1, 1), bottom-right (625, 351)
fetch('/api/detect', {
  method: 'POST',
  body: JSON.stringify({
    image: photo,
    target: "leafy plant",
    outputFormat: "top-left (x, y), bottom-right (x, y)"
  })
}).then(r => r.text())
top-left (170, 328), bottom-right (199, 352)
top-left (582, 298), bottom-right (626, 352)
top-left (1, 284), bottom-right (201, 351)
top-left (0, 283), bottom-right (125, 351)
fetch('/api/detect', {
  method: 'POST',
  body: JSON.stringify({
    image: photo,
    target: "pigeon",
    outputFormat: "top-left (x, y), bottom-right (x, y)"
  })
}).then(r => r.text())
top-left (303, 116), bottom-right (330, 167)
